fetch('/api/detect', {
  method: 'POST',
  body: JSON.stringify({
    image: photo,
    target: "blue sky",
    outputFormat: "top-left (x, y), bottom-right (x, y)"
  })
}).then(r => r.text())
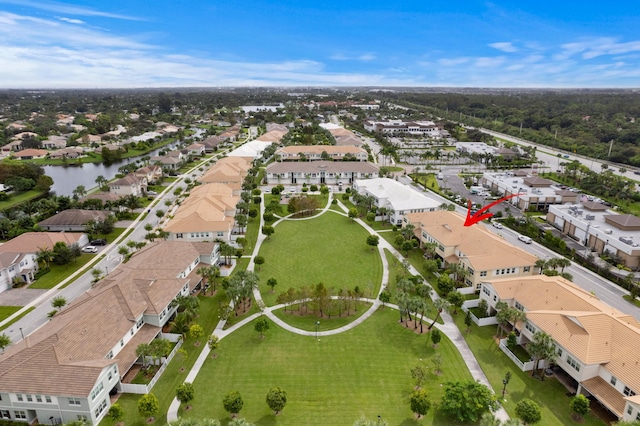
top-left (1, 0), bottom-right (640, 88)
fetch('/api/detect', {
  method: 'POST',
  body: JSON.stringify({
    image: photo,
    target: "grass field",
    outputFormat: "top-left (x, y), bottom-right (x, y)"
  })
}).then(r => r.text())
top-left (100, 294), bottom-right (226, 426)
top-left (0, 189), bottom-right (45, 210)
top-left (0, 307), bottom-right (35, 332)
top-left (183, 308), bottom-right (473, 425)
top-left (451, 315), bottom-right (606, 426)
top-left (257, 211), bottom-right (382, 306)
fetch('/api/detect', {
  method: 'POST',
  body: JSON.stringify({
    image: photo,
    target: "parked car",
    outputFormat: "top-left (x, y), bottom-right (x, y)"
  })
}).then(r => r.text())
top-left (82, 246), bottom-right (98, 253)
top-left (492, 221), bottom-right (503, 229)
top-left (518, 235), bottom-right (533, 244)
top-left (91, 239), bottom-right (107, 246)
top-left (147, 190), bottom-right (157, 195)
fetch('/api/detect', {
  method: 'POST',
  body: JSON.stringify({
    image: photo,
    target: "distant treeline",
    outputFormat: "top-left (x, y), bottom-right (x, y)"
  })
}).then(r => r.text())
top-left (381, 91), bottom-right (640, 166)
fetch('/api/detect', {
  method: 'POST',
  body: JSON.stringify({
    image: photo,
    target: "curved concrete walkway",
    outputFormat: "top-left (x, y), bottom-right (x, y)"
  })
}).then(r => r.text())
top-left (167, 193), bottom-right (510, 423)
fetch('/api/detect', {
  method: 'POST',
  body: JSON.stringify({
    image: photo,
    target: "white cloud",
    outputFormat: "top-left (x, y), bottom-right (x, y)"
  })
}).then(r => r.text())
top-left (489, 42), bottom-right (518, 53)
top-left (438, 57), bottom-right (469, 66)
top-left (329, 52), bottom-right (376, 61)
top-left (0, 0), bottom-right (142, 20)
top-left (58, 17), bottom-right (84, 24)
top-left (560, 37), bottom-right (640, 60)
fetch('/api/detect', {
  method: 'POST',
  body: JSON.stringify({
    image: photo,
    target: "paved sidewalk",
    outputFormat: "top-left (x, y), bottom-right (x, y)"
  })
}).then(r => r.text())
top-left (166, 193), bottom-right (510, 423)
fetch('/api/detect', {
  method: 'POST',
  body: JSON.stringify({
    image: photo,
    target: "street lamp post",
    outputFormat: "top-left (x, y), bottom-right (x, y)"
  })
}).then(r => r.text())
top-left (315, 321), bottom-right (320, 341)
top-left (19, 327), bottom-right (24, 339)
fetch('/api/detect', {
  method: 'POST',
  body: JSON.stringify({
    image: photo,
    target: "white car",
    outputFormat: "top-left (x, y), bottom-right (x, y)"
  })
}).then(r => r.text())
top-left (517, 235), bottom-right (533, 244)
top-left (82, 245), bottom-right (98, 253)
top-left (147, 190), bottom-right (157, 195)
top-left (491, 221), bottom-right (503, 229)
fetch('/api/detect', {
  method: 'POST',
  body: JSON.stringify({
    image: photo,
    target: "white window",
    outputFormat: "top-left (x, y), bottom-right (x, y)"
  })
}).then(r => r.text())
top-left (611, 376), bottom-right (617, 386)
top-left (90, 382), bottom-right (104, 400)
top-left (624, 386), bottom-right (636, 397)
top-left (26, 395), bottom-right (32, 402)
top-left (1, 410), bottom-right (11, 419)
top-left (482, 287), bottom-right (490, 296)
top-left (94, 399), bottom-right (107, 418)
top-left (45, 395), bottom-right (52, 403)
top-left (567, 356), bottom-right (581, 372)
top-left (77, 415), bottom-right (88, 421)
top-left (120, 339), bottom-right (124, 347)
top-left (480, 271), bottom-right (487, 277)
top-left (14, 411), bottom-right (26, 419)
top-left (35, 395), bottom-right (42, 403)
top-left (16, 394), bottom-right (23, 402)
top-left (628, 406), bottom-right (633, 415)
top-left (523, 266), bottom-right (531, 272)
top-left (106, 351), bottom-right (113, 359)
top-left (68, 397), bottom-right (81, 406)
top-left (137, 318), bottom-right (144, 329)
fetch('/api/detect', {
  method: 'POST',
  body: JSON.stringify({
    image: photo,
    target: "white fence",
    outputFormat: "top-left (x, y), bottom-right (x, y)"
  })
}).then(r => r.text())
top-left (120, 337), bottom-right (184, 394)
top-left (499, 338), bottom-right (536, 372)
top-left (462, 300), bottom-right (498, 326)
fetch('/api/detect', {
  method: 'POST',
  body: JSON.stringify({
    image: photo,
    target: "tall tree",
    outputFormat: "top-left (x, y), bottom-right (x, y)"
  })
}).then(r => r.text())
top-left (265, 387), bottom-right (288, 414)
top-left (223, 391), bottom-right (244, 417)
top-left (0, 333), bottom-right (10, 353)
top-left (440, 381), bottom-right (497, 423)
top-left (176, 382), bottom-right (195, 409)
top-left (138, 393), bottom-right (159, 422)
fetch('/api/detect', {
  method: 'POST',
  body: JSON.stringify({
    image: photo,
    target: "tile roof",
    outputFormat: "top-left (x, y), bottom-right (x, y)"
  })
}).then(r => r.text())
top-left (489, 275), bottom-right (640, 395)
top-left (265, 160), bottom-right (379, 174)
top-left (405, 210), bottom-right (538, 270)
top-left (38, 209), bottom-right (111, 227)
top-left (0, 232), bottom-right (84, 254)
top-left (0, 241), bottom-right (214, 396)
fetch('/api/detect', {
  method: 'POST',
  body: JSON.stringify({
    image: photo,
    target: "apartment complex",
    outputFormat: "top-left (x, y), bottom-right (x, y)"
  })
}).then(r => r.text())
top-left (480, 275), bottom-right (640, 422)
top-left (275, 145), bottom-right (368, 162)
top-left (404, 210), bottom-right (537, 289)
top-left (0, 241), bottom-right (218, 424)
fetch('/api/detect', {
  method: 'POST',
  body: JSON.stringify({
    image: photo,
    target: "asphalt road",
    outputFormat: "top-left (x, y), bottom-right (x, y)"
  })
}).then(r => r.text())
top-left (480, 128), bottom-right (640, 179)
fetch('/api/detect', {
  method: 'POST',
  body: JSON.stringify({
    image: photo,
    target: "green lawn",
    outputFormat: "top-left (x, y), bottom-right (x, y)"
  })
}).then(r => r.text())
top-left (0, 307), bottom-right (35, 332)
top-left (28, 254), bottom-right (97, 289)
top-left (451, 315), bottom-right (606, 426)
top-left (271, 302), bottom-right (371, 330)
top-left (100, 294), bottom-right (226, 426)
top-left (0, 189), bottom-right (45, 210)
top-left (183, 308), bottom-right (473, 425)
top-left (257, 212), bottom-right (383, 306)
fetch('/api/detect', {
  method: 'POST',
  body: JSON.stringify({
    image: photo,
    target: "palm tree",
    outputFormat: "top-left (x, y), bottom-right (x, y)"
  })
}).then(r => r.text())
top-left (534, 258), bottom-right (547, 274)
top-left (428, 298), bottom-right (450, 330)
top-left (528, 331), bottom-right (555, 379)
top-left (556, 258), bottom-right (571, 273)
top-left (37, 247), bottom-right (55, 269)
top-left (135, 343), bottom-right (152, 368)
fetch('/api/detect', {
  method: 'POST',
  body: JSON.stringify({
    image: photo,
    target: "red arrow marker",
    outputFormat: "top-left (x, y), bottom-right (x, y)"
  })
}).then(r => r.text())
top-left (464, 193), bottom-right (524, 227)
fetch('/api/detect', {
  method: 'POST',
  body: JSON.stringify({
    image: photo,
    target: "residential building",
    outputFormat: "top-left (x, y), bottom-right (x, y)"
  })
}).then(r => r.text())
top-left (0, 241), bottom-right (218, 424)
top-left (265, 160), bottom-right (379, 186)
top-left (134, 165), bottom-right (163, 185)
top-left (38, 210), bottom-right (113, 232)
top-left (164, 183), bottom-right (239, 243)
top-left (480, 171), bottom-right (578, 210)
top-left (0, 232), bottom-right (87, 293)
top-left (48, 147), bottom-right (84, 160)
top-left (12, 149), bottom-right (48, 160)
top-left (547, 201), bottom-right (640, 270)
top-left (109, 174), bottom-right (147, 196)
top-left (404, 210), bottom-right (537, 289)
top-left (353, 178), bottom-right (441, 225)
top-left (185, 143), bottom-right (205, 157)
top-left (319, 123), bottom-right (365, 147)
top-left (480, 275), bottom-right (640, 422)
top-left (275, 145), bottom-right (368, 162)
